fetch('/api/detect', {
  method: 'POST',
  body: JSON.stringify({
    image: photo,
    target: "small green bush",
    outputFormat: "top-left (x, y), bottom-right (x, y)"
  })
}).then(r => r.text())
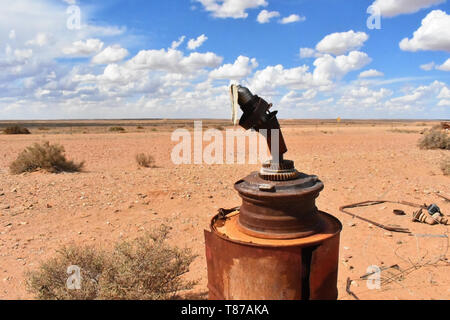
top-left (136, 153), bottom-right (155, 168)
top-left (9, 141), bottom-right (84, 174)
top-left (27, 225), bottom-right (197, 300)
top-left (3, 125), bottom-right (31, 135)
top-left (418, 130), bottom-right (450, 150)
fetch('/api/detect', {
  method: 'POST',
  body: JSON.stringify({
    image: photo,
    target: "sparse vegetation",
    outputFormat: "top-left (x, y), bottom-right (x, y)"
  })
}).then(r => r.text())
top-left (9, 141), bottom-right (84, 174)
top-left (136, 153), bottom-right (155, 168)
top-left (389, 129), bottom-right (419, 134)
top-left (418, 129), bottom-right (450, 150)
top-left (2, 125), bottom-right (31, 135)
top-left (109, 126), bottom-right (126, 133)
top-left (442, 158), bottom-right (450, 176)
top-left (27, 226), bottom-right (197, 300)
top-left (137, 126), bottom-right (144, 130)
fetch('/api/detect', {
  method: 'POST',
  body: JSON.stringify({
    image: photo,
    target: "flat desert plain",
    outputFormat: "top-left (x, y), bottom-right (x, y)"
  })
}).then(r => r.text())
top-left (0, 120), bottom-right (449, 300)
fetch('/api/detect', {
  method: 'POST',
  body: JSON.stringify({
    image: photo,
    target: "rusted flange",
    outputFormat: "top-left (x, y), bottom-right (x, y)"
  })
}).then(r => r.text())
top-left (234, 172), bottom-right (325, 239)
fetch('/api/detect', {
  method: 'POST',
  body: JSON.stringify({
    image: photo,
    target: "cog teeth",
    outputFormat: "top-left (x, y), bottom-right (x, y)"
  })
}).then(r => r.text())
top-left (260, 159), bottom-right (300, 181)
top-left (259, 171), bottom-right (300, 181)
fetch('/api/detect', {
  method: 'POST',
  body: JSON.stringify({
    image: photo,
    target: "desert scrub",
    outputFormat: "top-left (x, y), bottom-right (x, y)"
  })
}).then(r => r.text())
top-left (418, 130), bottom-right (450, 150)
top-left (27, 246), bottom-right (107, 300)
top-left (27, 225), bottom-right (197, 300)
top-left (9, 141), bottom-right (84, 174)
top-left (109, 126), bottom-right (125, 132)
top-left (136, 153), bottom-right (155, 168)
top-left (2, 125), bottom-right (31, 135)
top-left (442, 157), bottom-right (450, 176)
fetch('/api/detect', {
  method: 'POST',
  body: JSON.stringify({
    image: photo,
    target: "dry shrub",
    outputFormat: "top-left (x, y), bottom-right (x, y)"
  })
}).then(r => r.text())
top-left (109, 126), bottom-right (125, 132)
top-left (27, 246), bottom-right (107, 300)
top-left (9, 141), bottom-right (84, 174)
top-left (136, 153), bottom-right (155, 168)
top-left (3, 125), bottom-right (31, 135)
top-left (442, 158), bottom-right (450, 176)
top-left (27, 226), bottom-right (197, 300)
top-left (418, 130), bottom-right (450, 150)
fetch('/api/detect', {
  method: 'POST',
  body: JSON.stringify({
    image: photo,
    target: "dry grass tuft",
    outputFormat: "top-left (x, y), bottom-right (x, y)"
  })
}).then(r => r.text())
top-left (109, 126), bottom-right (126, 132)
top-left (3, 125), bottom-right (31, 135)
top-left (136, 153), bottom-right (155, 168)
top-left (27, 225), bottom-right (197, 300)
top-left (418, 130), bottom-right (450, 150)
top-left (9, 141), bottom-right (84, 174)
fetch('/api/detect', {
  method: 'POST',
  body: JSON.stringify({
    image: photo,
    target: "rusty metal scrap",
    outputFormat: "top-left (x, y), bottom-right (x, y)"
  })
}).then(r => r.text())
top-left (339, 200), bottom-right (420, 233)
top-left (345, 277), bottom-right (359, 300)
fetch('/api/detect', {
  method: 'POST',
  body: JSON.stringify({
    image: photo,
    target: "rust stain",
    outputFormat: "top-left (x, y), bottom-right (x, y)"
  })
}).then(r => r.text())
top-left (205, 211), bottom-right (342, 300)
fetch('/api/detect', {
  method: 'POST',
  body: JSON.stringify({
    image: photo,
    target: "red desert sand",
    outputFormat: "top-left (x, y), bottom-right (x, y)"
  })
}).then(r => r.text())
top-left (0, 120), bottom-right (448, 300)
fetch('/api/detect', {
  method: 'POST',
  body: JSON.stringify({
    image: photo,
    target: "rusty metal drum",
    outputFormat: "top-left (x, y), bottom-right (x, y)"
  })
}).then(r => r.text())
top-left (204, 210), bottom-right (342, 300)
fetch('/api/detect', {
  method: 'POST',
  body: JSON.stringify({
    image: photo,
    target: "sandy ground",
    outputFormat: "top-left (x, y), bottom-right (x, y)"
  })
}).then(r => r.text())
top-left (0, 120), bottom-right (449, 300)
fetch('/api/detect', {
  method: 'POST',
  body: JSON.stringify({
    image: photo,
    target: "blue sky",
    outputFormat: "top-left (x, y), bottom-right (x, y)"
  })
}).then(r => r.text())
top-left (0, 0), bottom-right (449, 119)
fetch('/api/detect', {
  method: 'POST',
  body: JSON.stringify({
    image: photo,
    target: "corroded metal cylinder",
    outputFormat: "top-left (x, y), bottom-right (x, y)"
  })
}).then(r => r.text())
top-left (204, 210), bottom-right (342, 300)
top-left (235, 172), bottom-right (324, 239)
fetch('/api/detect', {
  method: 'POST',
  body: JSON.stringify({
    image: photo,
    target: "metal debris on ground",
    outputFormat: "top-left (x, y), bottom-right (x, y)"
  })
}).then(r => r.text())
top-left (340, 199), bottom-right (449, 233)
top-left (393, 209), bottom-right (406, 216)
top-left (345, 277), bottom-right (359, 300)
top-left (339, 200), bottom-right (422, 233)
top-left (435, 192), bottom-right (450, 202)
top-left (412, 207), bottom-right (449, 226)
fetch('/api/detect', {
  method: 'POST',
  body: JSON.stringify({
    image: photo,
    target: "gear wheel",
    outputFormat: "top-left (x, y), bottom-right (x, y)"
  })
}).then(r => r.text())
top-left (259, 160), bottom-right (300, 181)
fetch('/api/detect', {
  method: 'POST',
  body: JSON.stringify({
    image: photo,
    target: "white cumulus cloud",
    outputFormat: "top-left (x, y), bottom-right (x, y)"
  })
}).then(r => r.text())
top-left (171, 36), bottom-right (186, 49)
top-left (26, 32), bottom-right (49, 47)
top-left (209, 55), bottom-right (258, 80)
top-left (399, 10), bottom-right (450, 52)
top-left (279, 14), bottom-right (305, 24)
top-left (371, 0), bottom-right (446, 17)
top-left (313, 51), bottom-right (372, 83)
top-left (316, 30), bottom-right (369, 56)
top-left (92, 45), bottom-right (129, 64)
top-left (187, 34), bottom-right (208, 50)
top-left (127, 48), bottom-right (223, 74)
top-left (299, 48), bottom-right (317, 58)
top-left (195, 0), bottom-right (267, 19)
top-left (420, 62), bottom-right (436, 71)
top-left (436, 58), bottom-right (450, 71)
top-left (359, 69), bottom-right (384, 78)
top-left (62, 38), bottom-right (104, 56)
top-left (257, 10), bottom-right (280, 23)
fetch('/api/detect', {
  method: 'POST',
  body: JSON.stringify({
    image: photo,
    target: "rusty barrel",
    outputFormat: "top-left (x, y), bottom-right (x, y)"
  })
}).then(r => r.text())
top-left (204, 210), bottom-right (342, 300)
